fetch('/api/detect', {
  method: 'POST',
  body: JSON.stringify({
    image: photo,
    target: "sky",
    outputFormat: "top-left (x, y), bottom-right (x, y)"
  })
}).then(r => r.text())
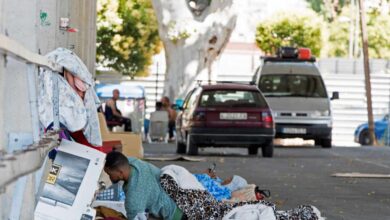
top-left (230, 0), bottom-right (309, 42)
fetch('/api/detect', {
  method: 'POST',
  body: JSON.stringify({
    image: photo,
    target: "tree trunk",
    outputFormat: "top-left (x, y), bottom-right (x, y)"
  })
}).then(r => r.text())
top-left (151, 0), bottom-right (237, 99)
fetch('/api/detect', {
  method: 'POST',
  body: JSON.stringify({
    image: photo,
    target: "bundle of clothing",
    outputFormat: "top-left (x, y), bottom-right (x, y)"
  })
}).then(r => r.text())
top-left (160, 165), bottom-right (325, 220)
top-left (38, 47), bottom-right (102, 147)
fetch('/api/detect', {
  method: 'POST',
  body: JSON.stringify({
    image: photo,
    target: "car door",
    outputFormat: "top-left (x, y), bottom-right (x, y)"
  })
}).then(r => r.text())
top-left (176, 88), bottom-right (195, 141)
top-left (181, 88), bottom-right (202, 134)
top-left (375, 114), bottom-right (389, 143)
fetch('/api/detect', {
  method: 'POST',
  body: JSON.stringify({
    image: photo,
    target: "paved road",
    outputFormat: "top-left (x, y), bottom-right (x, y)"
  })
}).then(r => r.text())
top-left (143, 143), bottom-right (390, 220)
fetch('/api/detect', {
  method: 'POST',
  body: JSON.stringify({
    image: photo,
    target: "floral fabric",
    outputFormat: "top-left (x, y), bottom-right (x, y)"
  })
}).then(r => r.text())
top-left (38, 48), bottom-right (102, 146)
top-left (161, 174), bottom-right (324, 220)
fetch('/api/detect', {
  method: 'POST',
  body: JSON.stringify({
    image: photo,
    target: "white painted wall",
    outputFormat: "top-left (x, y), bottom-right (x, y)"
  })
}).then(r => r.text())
top-left (0, 0), bottom-right (98, 218)
top-left (0, 0), bottom-right (39, 218)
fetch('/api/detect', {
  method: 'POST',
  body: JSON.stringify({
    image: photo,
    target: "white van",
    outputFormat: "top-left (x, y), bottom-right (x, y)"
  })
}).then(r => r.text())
top-left (253, 47), bottom-right (338, 148)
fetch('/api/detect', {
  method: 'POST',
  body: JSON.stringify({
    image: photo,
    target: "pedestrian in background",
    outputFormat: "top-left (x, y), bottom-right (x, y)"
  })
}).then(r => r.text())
top-left (161, 96), bottom-right (177, 141)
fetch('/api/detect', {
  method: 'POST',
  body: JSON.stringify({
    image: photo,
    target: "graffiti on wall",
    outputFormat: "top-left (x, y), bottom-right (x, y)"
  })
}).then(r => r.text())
top-left (40, 10), bottom-right (51, 27)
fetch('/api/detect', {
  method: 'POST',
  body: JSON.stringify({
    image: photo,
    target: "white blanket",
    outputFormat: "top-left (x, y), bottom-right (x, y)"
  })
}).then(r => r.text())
top-left (161, 165), bottom-right (205, 190)
top-left (223, 203), bottom-right (276, 220)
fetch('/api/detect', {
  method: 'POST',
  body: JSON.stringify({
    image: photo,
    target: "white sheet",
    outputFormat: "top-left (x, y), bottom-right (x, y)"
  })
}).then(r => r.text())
top-left (223, 203), bottom-right (276, 220)
top-left (161, 165), bottom-right (205, 190)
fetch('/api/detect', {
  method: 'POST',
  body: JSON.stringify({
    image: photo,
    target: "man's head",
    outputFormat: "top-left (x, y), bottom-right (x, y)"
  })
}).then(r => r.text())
top-left (161, 96), bottom-right (170, 108)
top-left (104, 151), bottom-right (130, 184)
top-left (155, 101), bottom-right (163, 110)
top-left (113, 89), bottom-right (120, 101)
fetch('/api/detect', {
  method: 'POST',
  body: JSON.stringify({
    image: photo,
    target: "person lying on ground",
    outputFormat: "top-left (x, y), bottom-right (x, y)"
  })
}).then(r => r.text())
top-left (193, 166), bottom-right (257, 202)
top-left (161, 165), bottom-right (325, 220)
top-left (103, 151), bottom-right (186, 220)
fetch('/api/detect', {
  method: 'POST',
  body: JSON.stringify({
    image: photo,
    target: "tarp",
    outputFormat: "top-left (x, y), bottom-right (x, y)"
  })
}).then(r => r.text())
top-left (95, 83), bottom-right (145, 99)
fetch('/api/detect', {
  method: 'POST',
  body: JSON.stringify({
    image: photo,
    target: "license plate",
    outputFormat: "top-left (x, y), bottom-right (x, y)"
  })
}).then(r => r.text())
top-left (220, 113), bottom-right (247, 120)
top-left (282, 128), bottom-right (306, 134)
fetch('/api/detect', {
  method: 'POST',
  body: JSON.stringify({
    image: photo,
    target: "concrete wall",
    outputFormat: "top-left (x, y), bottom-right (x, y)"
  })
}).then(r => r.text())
top-left (0, 0), bottom-right (5, 153)
top-left (0, 0), bottom-right (97, 219)
top-left (69, 0), bottom-right (97, 73)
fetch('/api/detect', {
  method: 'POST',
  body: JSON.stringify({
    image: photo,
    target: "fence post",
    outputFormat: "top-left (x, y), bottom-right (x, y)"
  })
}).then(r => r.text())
top-left (27, 64), bottom-right (40, 143)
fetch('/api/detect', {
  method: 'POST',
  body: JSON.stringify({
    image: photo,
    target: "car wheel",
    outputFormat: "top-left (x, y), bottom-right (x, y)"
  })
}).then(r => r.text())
top-left (261, 144), bottom-right (274, 158)
top-left (186, 135), bottom-right (198, 155)
top-left (176, 139), bottom-right (186, 154)
top-left (248, 146), bottom-right (258, 155)
top-left (359, 130), bottom-right (373, 146)
top-left (320, 138), bottom-right (332, 148)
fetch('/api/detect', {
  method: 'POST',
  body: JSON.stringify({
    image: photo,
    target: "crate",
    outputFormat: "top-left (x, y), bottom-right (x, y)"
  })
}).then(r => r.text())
top-left (96, 184), bottom-right (123, 201)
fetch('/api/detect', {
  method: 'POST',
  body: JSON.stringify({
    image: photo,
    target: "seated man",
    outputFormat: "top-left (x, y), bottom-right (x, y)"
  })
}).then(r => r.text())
top-left (104, 151), bottom-right (185, 220)
top-left (105, 89), bottom-right (132, 131)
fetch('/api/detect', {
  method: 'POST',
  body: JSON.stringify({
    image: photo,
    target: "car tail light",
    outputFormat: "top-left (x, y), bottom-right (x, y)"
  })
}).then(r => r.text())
top-left (298, 48), bottom-right (311, 60)
top-left (261, 112), bottom-right (273, 128)
top-left (193, 111), bottom-right (206, 121)
top-left (191, 111), bottom-right (206, 127)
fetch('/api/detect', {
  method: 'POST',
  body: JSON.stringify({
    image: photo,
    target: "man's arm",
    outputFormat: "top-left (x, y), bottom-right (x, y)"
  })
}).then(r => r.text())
top-left (106, 99), bottom-right (122, 117)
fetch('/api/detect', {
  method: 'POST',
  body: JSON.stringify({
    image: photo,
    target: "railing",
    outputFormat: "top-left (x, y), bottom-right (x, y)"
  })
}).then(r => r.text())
top-left (0, 34), bottom-right (62, 190)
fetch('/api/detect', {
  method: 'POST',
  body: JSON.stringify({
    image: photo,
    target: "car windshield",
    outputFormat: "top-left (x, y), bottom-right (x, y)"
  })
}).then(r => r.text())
top-left (199, 90), bottom-right (268, 108)
top-left (258, 74), bottom-right (327, 98)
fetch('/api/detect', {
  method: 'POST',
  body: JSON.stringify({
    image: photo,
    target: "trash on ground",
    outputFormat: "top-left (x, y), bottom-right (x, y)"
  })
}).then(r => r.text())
top-left (332, 172), bottom-right (390, 178)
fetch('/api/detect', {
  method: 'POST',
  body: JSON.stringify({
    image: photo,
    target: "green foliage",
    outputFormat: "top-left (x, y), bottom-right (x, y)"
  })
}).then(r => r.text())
top-left (366, 13), bottom-right (390, 59)
top-left (96, 0), bottom-right (161, 77)
top-left (306, 0), bottom-right (348, 22)
top-left (327, 6), bottom-right (390, 59)
top-left (327, 14), bottom-right (350, 57)
top-left (255, 12), bottom-right (323, 57)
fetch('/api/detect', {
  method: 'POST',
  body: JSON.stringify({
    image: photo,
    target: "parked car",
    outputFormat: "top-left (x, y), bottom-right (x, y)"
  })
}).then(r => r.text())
top-left (354, 114), bottom-right (390, 145)
top-left (175, 83), bottom-right (275, 157)
top-left (252, 47), bottom-right (338, 148)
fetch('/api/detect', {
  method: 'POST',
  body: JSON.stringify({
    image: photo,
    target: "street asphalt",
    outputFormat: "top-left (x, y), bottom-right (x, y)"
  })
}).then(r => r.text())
top-left (143, 142), bottom-right (390, 220)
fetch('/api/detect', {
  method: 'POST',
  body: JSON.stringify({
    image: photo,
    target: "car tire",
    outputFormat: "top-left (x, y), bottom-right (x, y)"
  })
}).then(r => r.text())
top-left (176, 139), bottom-right (186, 154)
top-left (261, 144), bottom-right (274, 158)
top-left (186, 135), bottom-right (198, 155)
top-left (359, 130), bottom-right (373, 146)
top-left (320, 138), bottom-right (332, 148)
top-left (248, 146), bottom-right (258, 155)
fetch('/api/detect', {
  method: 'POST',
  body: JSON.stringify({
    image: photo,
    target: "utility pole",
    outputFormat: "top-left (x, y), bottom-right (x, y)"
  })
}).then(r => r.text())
top-left (358, 0), bottom-right (377, 145)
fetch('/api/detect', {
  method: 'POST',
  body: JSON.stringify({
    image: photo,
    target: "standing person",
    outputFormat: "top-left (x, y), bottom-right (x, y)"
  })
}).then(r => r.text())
top-left (105, 89), bottom-right (132, 131)
top-left (161, 96), bottom-right (177, 140)
top-left (103, 151), bottom-right (185, 220)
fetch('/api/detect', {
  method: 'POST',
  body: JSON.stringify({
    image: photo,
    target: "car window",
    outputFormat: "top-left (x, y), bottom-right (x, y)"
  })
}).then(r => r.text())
top-left (259, 74), bottom-right (327, 98)
top-left (199, 90), bottom-right (268, 108)
top-left (185, 88), bottom-right (202, 109)
top-left (182, 89), bottom-right (195, 109)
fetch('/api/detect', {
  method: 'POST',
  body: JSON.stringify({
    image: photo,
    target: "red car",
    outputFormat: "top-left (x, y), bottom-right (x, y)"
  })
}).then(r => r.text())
top-left (176, 83), bottom-right (275, 157)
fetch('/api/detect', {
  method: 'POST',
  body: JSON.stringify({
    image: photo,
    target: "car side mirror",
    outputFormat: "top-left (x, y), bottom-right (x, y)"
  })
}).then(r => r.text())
top-left (330, 91), bottom-right (339, 100)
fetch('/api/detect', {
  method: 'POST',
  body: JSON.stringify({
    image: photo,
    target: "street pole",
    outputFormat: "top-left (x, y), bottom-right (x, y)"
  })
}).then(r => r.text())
top-left (358, 0), bottom-right (377, 146)
top-left (348, 0), bottom-right (355, 58)
top-left (155, 62), bottom-right (159, 103)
